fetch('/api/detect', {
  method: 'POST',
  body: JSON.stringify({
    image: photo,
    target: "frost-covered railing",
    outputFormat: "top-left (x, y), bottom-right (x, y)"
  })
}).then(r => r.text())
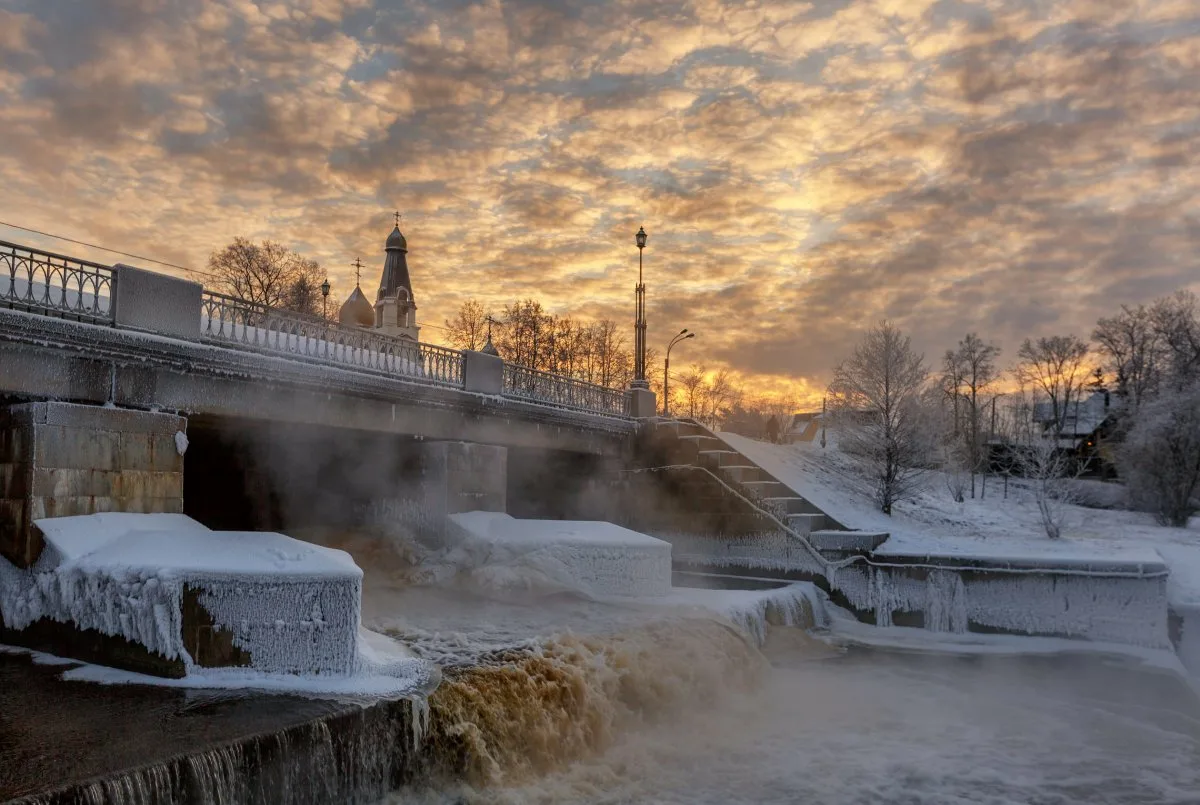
top-left (200, 291), bottom-right (465, 388)
top-left (503, 362), bottom-right (630, 417)
top-left (0, 240), bottom-right (114, 324)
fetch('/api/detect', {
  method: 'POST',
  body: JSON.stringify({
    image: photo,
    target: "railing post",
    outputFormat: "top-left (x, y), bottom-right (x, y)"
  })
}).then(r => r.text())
top-left (465, 351), bottom-right (504, 394)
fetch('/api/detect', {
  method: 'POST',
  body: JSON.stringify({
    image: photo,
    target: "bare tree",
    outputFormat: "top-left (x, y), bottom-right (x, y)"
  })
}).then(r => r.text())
top-left (1119, 382), bottom-right (1200, 527)
top-left (828, 321), bottom-right (930, 515)
top-left (209, 238), bottom-right (325, 315)
top-left (444, 299), bottom-right (490, 351)
top-left (677, 364), bottom-right (708, 420)
top-left (1015, 335), bottom-right (1090, 435)
top-left (1151, 290), bottom-right (1200, 389)
top-left (1093, 304), bottom-right (1163, 415)
top-left (700, 368), bottom-right (740, 429)
top-left (943, 333), bottom-right (1001, 497)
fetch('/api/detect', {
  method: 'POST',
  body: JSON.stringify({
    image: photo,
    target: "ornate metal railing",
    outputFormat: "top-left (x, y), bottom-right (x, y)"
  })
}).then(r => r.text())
top-left (200, 291), bottom-right (465, 387)
top-left (503, 362), bottom-right (630, 417)
top-left (0, 240), bottom-right (114, 324)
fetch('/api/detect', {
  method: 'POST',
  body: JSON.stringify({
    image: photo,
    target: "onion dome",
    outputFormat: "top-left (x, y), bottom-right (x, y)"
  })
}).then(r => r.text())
top-left (339, 285), bottom-right (375, 328)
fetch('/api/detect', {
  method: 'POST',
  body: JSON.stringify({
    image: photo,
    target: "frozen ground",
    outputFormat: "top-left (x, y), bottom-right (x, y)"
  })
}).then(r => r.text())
top-left (720, 433), bottom-right (1200, 588)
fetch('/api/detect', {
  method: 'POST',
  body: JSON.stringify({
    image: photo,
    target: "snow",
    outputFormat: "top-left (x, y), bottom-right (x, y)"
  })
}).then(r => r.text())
top-left (446, 512), bottom-right (673, 598)
top-left (0, 513), bottom-right (436, 687)
top-left (174, 430), bottom-right (189, 456)
top-left (719, 432), bottom-right (1200, 563)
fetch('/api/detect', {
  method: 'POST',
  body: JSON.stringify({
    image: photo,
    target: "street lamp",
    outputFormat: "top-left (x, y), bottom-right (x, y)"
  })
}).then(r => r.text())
top-left (320, 277), bottom-right (331, 320)
top-left (663, 328), bottom-right (695, 417)
top-left (632, 226), bottom-right (649, 389)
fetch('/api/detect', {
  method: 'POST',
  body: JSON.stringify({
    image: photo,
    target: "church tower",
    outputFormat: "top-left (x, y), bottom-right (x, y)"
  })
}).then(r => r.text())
top-left (374, 214), bottom-right (419, 341)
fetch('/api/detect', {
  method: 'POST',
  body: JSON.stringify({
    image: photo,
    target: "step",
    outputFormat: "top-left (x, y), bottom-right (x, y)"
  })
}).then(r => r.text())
top-left (697, 449), bottom-right (748, 470)
top-left (761, 497), bottom-right (818, 516)
top-left (678, 434), bottom-right (723, 450)
top-left (784, 512), bottom-right (827, 533)
top-left (739, 480), bottom-right (791, 499)
top-left (719, 465), bottom-right (763, 484)
top-left (807, 530), bottom-right (890, 552)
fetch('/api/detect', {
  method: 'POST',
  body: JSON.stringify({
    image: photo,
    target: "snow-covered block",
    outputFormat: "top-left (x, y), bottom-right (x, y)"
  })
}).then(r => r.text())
top-left (447, 512), bottom-right (672, 598)
top-left (2, 514), bottom-right (363, 676)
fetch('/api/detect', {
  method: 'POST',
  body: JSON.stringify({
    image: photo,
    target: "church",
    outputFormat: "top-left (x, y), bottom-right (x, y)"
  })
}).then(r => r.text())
top-left (338, 216), bottom-right (420, 342)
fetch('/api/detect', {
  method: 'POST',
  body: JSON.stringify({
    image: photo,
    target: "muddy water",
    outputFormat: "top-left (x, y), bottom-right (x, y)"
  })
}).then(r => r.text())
top-left (312, 528), bottom-right (1200, 805)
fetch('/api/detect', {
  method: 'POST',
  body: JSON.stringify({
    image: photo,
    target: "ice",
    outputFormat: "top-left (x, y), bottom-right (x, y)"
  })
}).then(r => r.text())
top-left (446, 512), bottom-right (673, 598)
top-left (0, 513), bottom-right (432, 689)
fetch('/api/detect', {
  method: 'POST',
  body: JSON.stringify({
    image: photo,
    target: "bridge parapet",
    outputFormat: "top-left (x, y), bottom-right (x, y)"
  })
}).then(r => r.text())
top-left (2, 240), bottom-right (645, 421)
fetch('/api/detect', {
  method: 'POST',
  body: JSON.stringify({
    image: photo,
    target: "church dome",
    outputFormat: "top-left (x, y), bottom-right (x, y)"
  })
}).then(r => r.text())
top-left (339, 285), bottom-right (375, 328)
top-left (386, 225), bottom-right (407, 251)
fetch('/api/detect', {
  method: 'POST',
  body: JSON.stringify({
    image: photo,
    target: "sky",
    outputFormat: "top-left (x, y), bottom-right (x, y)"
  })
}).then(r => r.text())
top-left (0, 0), bottom-right (1197, 406)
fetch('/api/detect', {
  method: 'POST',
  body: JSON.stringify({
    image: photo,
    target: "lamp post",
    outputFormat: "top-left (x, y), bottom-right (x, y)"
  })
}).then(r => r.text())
top-left (320, 277), bottom-right (331, 320)
top-left (632, 226), bottom-right (649, 389)
top-left (663, 328), bottom-right (695, 417)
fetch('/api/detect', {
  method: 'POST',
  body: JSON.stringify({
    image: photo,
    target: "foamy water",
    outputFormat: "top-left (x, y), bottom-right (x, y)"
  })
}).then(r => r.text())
top-left (306, 527), bottom-right (1200, 805)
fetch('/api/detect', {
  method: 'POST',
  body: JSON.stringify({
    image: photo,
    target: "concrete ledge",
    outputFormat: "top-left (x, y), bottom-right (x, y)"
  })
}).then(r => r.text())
top-left (462, 350), bottom-right (503, 395)
top-left (808, 530), bottom-right (890, 552)
top-left (113, 263), bottom-right (203, 340)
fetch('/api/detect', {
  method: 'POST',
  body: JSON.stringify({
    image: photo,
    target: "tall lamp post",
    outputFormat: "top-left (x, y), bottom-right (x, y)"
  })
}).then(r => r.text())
top-left (632, 226), bottom-right (649, 389)
top-left (320, 277), bottom-right (331, 320)
top-left (663, 329), bottom-right (695, 417)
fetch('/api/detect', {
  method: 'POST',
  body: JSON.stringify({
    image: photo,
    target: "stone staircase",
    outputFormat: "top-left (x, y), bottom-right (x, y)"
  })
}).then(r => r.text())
top-left (646, 419), bottom-right (888, 556)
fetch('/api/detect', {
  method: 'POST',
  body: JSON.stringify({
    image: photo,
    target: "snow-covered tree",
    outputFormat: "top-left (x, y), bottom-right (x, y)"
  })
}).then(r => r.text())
top-left (828, 321), bottom-right (930, 515)
top-left (1014, 438), bottom-right (1080, 539)
top-left (1093, 304), bottom-right (1163, 416)
top-left (1118, 382), bottom-right (1200, 527)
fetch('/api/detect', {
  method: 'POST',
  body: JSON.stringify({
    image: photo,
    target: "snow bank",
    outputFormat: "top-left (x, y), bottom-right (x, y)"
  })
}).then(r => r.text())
top-left (446, 512), bottom-right (673, 598)
top-left (0, 514), bottom-right (412, 679)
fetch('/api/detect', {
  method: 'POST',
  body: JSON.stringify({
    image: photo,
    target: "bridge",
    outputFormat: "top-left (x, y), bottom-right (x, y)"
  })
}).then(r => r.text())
top-left (0, 239), bottom-right (656, 567)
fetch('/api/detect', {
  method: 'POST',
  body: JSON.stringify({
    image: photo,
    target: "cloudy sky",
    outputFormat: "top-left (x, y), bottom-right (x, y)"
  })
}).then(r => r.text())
top-left (1, 0), bottom-right (1197, 405)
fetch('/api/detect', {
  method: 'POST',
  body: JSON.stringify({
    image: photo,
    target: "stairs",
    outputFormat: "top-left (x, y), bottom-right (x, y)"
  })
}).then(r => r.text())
top-left (643, 418), bottom-right (888, 556)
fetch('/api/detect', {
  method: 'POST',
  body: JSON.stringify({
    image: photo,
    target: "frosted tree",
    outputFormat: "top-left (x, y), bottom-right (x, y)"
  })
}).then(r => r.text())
top-left (1118, 382), bottom-right (1200, 527)
top-left (1015, 335), bottom-right (1090, 435)
top-left (1015, 439), bottom-right (1081, 539)
top-left (828, 321), bottom-right (930, 515)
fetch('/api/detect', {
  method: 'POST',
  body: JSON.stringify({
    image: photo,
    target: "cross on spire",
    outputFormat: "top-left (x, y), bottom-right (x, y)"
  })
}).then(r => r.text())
top-left (394, 210), bottom-right (402, 228)
top-left (352, 257), bottom-right (363, 286)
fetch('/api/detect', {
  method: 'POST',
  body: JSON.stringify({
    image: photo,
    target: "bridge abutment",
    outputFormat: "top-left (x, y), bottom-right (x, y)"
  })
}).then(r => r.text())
top-left (0, 401), bottom-right (186, 567)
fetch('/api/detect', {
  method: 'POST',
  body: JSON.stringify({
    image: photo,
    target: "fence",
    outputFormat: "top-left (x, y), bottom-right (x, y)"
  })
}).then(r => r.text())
top-left (503, 362), bottom-right (630, 417)
top-left (0, 240), bottom-right (115, 324)
top-left (200, 291), bottom-right (464, 387)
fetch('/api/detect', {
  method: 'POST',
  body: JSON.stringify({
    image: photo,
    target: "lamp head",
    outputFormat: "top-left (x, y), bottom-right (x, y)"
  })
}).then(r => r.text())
top-left (635, 226), bottom-right (647, 249)
top-left (320, 278), bottom-right (331, 298)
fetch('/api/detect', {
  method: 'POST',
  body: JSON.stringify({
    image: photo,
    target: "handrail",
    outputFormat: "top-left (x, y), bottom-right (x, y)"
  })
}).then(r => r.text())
top-left (200, 290), bottom-right (464, 388)
top-left (0, 239), bottom-right (115, 324)
top-left (503, 361), bottom-right (630, 417)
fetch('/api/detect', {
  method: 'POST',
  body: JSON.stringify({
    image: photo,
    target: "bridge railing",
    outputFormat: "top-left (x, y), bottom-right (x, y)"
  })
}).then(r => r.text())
top-left (200, 290), bottom-right (464, 388)
top-left (503, 362), bottom-right (630, 417)
top-left (0, 239), bottom-right (115, 324)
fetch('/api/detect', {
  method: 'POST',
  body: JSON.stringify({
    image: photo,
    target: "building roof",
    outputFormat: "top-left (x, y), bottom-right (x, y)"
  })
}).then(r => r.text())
top-left (1032, 391), bottom-right (1118, 437)
top-left (377, 225), bottom-right (415, 305)
top-left (338, 285), bottom-right (375, 328)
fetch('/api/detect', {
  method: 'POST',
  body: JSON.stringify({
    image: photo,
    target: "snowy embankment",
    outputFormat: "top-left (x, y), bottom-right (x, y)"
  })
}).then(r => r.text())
top-left (0, 513), bottom-right (435, 695)
top-left (720, 432), bottom-right (1199, 563)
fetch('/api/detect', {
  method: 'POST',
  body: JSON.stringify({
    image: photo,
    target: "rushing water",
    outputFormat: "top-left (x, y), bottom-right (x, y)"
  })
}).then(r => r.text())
top-left (311, 528), bottom-right (1200, 805)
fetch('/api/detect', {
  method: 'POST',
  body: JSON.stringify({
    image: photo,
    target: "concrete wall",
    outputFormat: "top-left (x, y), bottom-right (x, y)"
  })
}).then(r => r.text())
top-left (0, 402), bottom-right (186, 567)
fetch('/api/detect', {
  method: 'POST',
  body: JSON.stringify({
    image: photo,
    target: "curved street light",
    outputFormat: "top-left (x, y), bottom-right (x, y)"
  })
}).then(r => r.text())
top-left (663, 328), bottom-right (695, 417)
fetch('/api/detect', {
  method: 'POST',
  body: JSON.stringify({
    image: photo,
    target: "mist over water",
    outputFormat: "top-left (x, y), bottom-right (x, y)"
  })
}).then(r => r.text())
top-left (304, 527), bottom-right (1200, 805)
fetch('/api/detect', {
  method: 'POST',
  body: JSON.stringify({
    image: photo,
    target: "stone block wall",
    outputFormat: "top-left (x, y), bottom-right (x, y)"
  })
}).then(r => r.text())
top-left (0, 402), bottom-right (186, 567)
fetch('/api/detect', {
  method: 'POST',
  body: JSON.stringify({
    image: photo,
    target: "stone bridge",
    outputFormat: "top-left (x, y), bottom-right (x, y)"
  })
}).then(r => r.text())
top-left (0, 240), bottom-right (654, 567)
